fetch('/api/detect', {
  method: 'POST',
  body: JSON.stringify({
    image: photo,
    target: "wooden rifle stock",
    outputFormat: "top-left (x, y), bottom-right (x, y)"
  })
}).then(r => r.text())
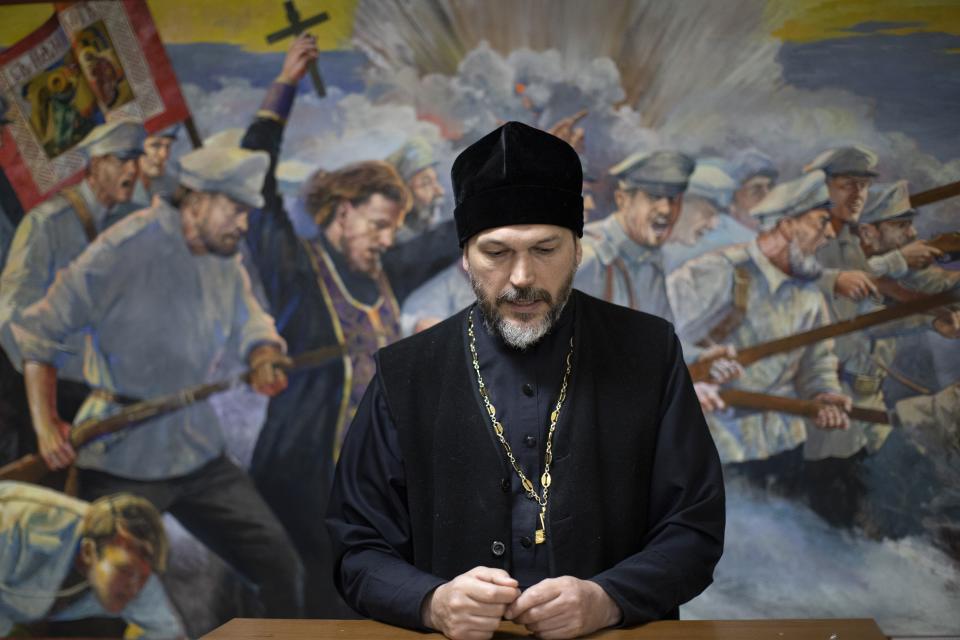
top-left (927, 232), bottom-right (960, 262)
top-left (719, 389), bottom-right (890, 424)
top-left (0, 344), bottom-right (343, 483)
top-left (689, 289), bottom-right (959, 382)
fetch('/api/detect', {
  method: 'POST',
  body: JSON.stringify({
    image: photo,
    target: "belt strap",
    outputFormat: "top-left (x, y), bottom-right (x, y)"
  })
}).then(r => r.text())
top-left (60, 186), bottom-right (98, 243)
top-left (604, 258), bottom-right (636, 309)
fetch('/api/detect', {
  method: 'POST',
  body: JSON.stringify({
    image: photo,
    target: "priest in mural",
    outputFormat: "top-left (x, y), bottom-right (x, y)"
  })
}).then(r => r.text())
top-left (239, 34), bottom-right (460, 617)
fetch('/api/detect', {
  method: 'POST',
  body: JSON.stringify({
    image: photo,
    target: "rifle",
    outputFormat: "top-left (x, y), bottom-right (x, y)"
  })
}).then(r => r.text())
top-left (689, 289), bottom-right (959, 383)
top-left (719, 389), bottom-right (890, 424)
top-left (0, 344), bottom-right (344, 484)
top-left (909, 180), bottom-right (960, 208)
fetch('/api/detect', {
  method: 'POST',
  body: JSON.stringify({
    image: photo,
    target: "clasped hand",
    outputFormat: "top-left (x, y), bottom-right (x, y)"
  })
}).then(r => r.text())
top-left (422, 566), bottom-right (621, 640)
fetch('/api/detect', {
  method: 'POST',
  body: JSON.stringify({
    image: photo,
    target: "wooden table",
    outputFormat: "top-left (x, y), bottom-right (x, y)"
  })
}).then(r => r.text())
top-left (203, 618), bottom-right (888, 639)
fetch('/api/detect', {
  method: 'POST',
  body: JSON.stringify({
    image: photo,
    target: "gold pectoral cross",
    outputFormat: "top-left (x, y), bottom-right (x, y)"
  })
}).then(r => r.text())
top-left (535, 510), bottom-right (547, 544)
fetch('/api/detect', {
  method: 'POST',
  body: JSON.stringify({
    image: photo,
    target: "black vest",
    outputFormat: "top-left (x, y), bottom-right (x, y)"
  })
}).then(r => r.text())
top-left (377, 290), bottom-right (676, 583)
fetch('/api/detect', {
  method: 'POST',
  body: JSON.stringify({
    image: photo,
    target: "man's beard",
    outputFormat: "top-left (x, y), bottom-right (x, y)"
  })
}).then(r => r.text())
top-left (469, 266), bottom-right (575, 350)
top-left (787, 238), bottom-right (823, 281)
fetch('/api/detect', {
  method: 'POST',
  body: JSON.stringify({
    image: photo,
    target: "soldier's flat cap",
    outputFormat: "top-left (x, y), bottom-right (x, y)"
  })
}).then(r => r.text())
top-left (686, 159), bottom-right (737, 210)
top-left (452, 121), bottom-right (583, 246)
top-left (804, 145), bottom-right (878, 177)
top-left (750, 170), bottom-right (830, 228)
top-left (609, 150), bottom-right (695, 199)
top-left (860, 180), bottom-right (914, 225)
top-left (388, 137), bottom-right (437, 182)
top-left (178, 147), bottom-right (269, 209)
top-left (77, 120), bottom-right (146, 160)
top-left (729, 148), bottom-right (779, 185)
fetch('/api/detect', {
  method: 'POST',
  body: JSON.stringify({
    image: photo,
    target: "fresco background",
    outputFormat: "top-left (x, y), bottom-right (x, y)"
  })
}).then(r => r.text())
top-left (1, 0), bottom-right (959, 636)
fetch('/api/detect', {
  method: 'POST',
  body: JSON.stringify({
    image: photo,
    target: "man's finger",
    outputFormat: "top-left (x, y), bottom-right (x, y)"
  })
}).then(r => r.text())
top-left (470, 567), bottom-right (518, 587)
top-left (513, 598), bottom-right (567, 625)
top-left (460, 601), bottom-right (507, 619)
top-left (468, 581), bottom-right (520, 605)
top-left (505, 584), bottom-right (560, 619)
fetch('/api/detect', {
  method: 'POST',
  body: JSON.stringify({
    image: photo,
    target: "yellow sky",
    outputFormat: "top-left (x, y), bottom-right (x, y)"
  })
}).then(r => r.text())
top-left (3, 0), bottom-right (958, 50)
top-left (0, 0), bottom-right (358, 51)
top-left (766, 0), bottom-right (960, 42)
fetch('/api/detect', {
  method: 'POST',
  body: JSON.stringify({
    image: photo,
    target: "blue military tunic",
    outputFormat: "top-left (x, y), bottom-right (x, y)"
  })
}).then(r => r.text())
top-left (0, 179), bottom-right (139, 383)
top-left (575, 214), bottom-right (674, 323)
top-left (12, 201), bottom-right (284, 479)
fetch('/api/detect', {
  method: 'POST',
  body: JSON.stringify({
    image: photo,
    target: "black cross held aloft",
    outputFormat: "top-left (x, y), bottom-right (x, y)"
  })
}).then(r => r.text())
top-left (265, 0), bottom-right (329, 97)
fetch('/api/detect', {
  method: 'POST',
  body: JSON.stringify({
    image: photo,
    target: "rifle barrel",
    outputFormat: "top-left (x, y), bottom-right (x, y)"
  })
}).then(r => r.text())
top-left (910, 180), bottom-right (960, 208)
top-left (690, 289), bottom-right (959, 382)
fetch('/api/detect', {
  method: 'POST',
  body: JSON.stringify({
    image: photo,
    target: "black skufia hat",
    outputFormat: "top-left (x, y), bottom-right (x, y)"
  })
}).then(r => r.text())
top-left (452, 121), bottom-right (584, 247)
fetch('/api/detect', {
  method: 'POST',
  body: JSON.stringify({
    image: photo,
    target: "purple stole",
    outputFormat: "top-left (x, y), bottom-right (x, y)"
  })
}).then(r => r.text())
top-left (305, 240), bottom-right (401, 458)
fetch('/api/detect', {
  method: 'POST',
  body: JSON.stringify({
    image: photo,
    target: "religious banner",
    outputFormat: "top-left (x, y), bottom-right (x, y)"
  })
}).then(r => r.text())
top-left (0, 0), bottom-right (189, 210)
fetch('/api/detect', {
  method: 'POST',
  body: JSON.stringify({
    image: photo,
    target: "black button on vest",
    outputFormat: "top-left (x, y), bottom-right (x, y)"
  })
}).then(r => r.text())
top-left (500, 478), bottom-right (510, 492)
top-left (491, 540), bottom-right (506, 557)
top-left (520, 536), bottom-right (533, 549)
top-left (523, 435), bottom-right (536, 448)
top-left (522, 383), bottom-right (534, 397)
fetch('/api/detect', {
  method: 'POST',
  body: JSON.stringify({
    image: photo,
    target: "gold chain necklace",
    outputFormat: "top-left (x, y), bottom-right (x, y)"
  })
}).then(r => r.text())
top-left (467, 311), bottom-right (573, 544)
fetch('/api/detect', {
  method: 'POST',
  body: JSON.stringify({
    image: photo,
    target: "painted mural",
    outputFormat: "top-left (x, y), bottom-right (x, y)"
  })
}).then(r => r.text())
top-left (0, 0), bottom-right (958, 637)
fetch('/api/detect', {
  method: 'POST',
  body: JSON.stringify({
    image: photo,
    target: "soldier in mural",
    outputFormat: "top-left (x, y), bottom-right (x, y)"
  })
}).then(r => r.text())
top-left (668, 171), bottom-right (852, 468)
top-left (11, 145), bottom-right (304, 619)
top-left (810, 146), bottom-right (883, 304)
top-left (800, 149), bottom-right (951, 529)
top-left (802, 180), bottom-right (960, 528)
top-left (134, 124), bottom-right (180, 206)
top-left (727, 149), bottom-right (779, 232)
top-left (0, 482), bottom-right (182, 638)
top-left (0, 121), bottom-right (146, 467)
top-left (573, 151), bottom-right (742, 412)
top-left (239, 34), bottom-right (459, 617)
top-left (387, 137), bottom-right (446, 242)
top-left (574, 150), bottom-right (694, 322)
top-left (661, 160), bottom-right (738, 272)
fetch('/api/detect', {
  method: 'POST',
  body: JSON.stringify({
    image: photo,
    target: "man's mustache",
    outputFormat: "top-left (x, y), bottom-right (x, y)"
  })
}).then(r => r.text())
top-left (497, 286), bottom-right (552, 305)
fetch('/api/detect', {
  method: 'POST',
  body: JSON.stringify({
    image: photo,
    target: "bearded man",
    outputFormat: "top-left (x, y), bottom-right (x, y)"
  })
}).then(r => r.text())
top-left (13, 145), bottom-right (303, 619)
top-left (668, 171), bottom-right (852, 465)
top-left (326, 121), bottom-right (724, 639)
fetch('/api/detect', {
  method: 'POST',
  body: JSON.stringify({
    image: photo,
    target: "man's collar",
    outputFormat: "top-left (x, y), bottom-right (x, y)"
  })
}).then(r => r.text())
top-left (602, 215), bottom-right (658, 263)
top-left (747, 237), bottom-right (791, 294)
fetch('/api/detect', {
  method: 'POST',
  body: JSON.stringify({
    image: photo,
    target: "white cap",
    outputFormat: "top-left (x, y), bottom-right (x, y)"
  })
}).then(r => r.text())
top-left (77, 120), bottom-right (146, 160)
top-left (178, 147), bottom-right (269, 209)
top-left (203, 128), bottom-right (245, 149)
top-left (686, 160), bottom-right (737, 211)
top-left (749, 171), bottom-right (830, 228)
